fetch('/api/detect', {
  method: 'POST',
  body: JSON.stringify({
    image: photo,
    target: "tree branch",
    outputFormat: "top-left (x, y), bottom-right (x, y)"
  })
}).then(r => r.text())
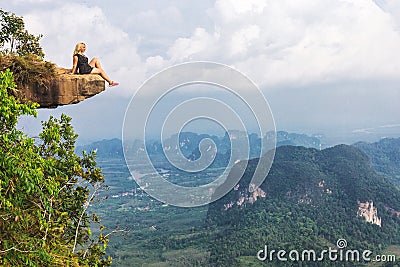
top-left (72, 183), bottom-right (100, 253)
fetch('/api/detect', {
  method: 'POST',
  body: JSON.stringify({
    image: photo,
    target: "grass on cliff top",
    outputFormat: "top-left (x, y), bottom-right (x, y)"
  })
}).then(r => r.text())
top-left (0, 53), bottom-right (56, 91)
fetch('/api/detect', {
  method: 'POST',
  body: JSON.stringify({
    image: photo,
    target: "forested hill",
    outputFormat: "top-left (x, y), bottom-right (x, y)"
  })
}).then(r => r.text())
top-left (205, 145), bottom-right (400, 266)
top-left (354, 137), bottom-right (400, 185)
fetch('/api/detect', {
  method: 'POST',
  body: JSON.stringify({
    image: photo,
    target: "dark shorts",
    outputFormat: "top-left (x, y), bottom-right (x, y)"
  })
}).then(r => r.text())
top-left (79, 65), bottom-right (93, 74)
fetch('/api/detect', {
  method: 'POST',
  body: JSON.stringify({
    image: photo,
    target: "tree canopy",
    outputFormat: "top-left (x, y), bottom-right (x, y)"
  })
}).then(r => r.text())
top-left (0, 9), bottom-right (44, 58)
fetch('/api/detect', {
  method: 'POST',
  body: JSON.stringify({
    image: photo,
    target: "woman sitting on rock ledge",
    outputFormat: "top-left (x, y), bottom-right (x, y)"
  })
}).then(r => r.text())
top-left (71, 42), bottom-right (119, 87)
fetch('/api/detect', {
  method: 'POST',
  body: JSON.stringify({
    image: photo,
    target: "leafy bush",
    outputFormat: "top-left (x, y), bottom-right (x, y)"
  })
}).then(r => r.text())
top-left (0, 53), bottom-right (56, 94)
top-left (0, 69), bottom-right (111, 266)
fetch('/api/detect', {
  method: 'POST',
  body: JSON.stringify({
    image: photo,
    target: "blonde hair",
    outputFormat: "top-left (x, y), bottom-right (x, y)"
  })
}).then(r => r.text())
top-left (73, 42), bottom-right (85, 56)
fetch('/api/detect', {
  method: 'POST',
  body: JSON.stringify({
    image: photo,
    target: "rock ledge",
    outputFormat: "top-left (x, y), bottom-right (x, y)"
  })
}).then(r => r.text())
top-left (16, 68), bottom-right (105, 108)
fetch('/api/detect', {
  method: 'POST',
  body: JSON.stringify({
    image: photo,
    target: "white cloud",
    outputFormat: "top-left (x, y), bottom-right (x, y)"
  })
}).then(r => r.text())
top-left (155, 0), bottom-right (400, 88)
top-left (12, 0), bottom-right (55, 3)
top-left (230, 25), bottom-right (260, 56)
top-left (212, 0), bottom-right (267, 23)
top-left (146, 55), bottom-right (165, 71)
top-left (167, 28), bottom-right (218, 62)
top-left (374, 0), bottom-right (400, 31)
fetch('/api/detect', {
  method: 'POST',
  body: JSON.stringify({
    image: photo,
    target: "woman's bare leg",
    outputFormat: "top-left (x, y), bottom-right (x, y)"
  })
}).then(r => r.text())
top-left (89, 57), bottom-right (102, 69)
top-left (91, 67), bottom-right (112, 84)
top-left (90, 60), bottom-right (118, 86)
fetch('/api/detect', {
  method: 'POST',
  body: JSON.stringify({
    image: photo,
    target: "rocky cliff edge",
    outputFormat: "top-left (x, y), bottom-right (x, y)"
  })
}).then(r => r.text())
top-left (15, 68), bottom-right (105, 108)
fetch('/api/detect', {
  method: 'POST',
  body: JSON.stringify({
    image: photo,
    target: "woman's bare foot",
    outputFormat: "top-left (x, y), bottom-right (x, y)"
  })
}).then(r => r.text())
top-left (109, 81), bottom-right (119, 87)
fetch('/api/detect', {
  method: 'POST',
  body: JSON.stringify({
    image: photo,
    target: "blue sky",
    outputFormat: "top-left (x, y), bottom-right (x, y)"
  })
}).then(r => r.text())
top-left (3, 0), bottom-right (400, 145)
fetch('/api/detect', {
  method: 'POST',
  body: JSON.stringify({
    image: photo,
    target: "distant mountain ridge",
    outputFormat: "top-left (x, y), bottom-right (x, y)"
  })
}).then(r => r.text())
top-left (76, 135), bottom-right (400, 187)
top-left (76, 130), bottom-right (322, 161)
top-left (76, 138), bottom-right (124, 158)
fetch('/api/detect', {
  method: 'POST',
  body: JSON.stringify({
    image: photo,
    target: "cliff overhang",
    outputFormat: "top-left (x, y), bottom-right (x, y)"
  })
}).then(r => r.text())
top-left (14, 68), bottom-right (105, 108)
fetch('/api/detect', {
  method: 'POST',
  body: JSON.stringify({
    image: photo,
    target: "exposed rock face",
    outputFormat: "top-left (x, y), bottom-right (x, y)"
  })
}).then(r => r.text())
top-left (357, 200), bottom-right (382, 227)
top-left (16, 68), bottom-right (105, 108)
top-left (224, 186), bottom-right (266, 210)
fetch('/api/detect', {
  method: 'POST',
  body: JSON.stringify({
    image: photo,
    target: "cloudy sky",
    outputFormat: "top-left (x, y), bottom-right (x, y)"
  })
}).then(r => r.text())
top-left (4, 0), bottom-right (400, 145)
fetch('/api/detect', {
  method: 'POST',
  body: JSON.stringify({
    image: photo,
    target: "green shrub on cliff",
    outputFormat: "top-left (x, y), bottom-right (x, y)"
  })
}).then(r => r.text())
top-left (0, 53), bottom-right (56, 95)
top-left (0, 9), bottom-right (55, 96)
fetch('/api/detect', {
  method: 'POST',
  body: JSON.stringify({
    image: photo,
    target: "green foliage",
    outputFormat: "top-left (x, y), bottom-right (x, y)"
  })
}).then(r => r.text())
top-left (0, 69), bottom-right (111, 266)
top-left (205, 145), bottom-right (400, 266)
top-left (355, 138), bottom-right (400, 185)
top-left (0, 53), bottom-right (56, 99)
top-left (0, 9), bottom-right (44, 58)
top-left (0, 8), bottom-right (55, 101)
top-left (0, 68), bottom-right (38, 131)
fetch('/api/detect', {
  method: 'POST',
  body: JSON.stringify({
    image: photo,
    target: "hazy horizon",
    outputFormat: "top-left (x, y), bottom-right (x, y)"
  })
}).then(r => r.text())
top-left (74, 127), bottom-right (400, 148)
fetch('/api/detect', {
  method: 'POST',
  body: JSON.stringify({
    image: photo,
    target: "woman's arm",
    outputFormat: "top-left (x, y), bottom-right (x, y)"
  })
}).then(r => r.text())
top-left (71, 55), bottom-right (78, 74)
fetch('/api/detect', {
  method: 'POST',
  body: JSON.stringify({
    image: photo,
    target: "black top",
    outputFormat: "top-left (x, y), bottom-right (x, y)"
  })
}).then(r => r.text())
top-left (74, 53), bottom-right (93, 74)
